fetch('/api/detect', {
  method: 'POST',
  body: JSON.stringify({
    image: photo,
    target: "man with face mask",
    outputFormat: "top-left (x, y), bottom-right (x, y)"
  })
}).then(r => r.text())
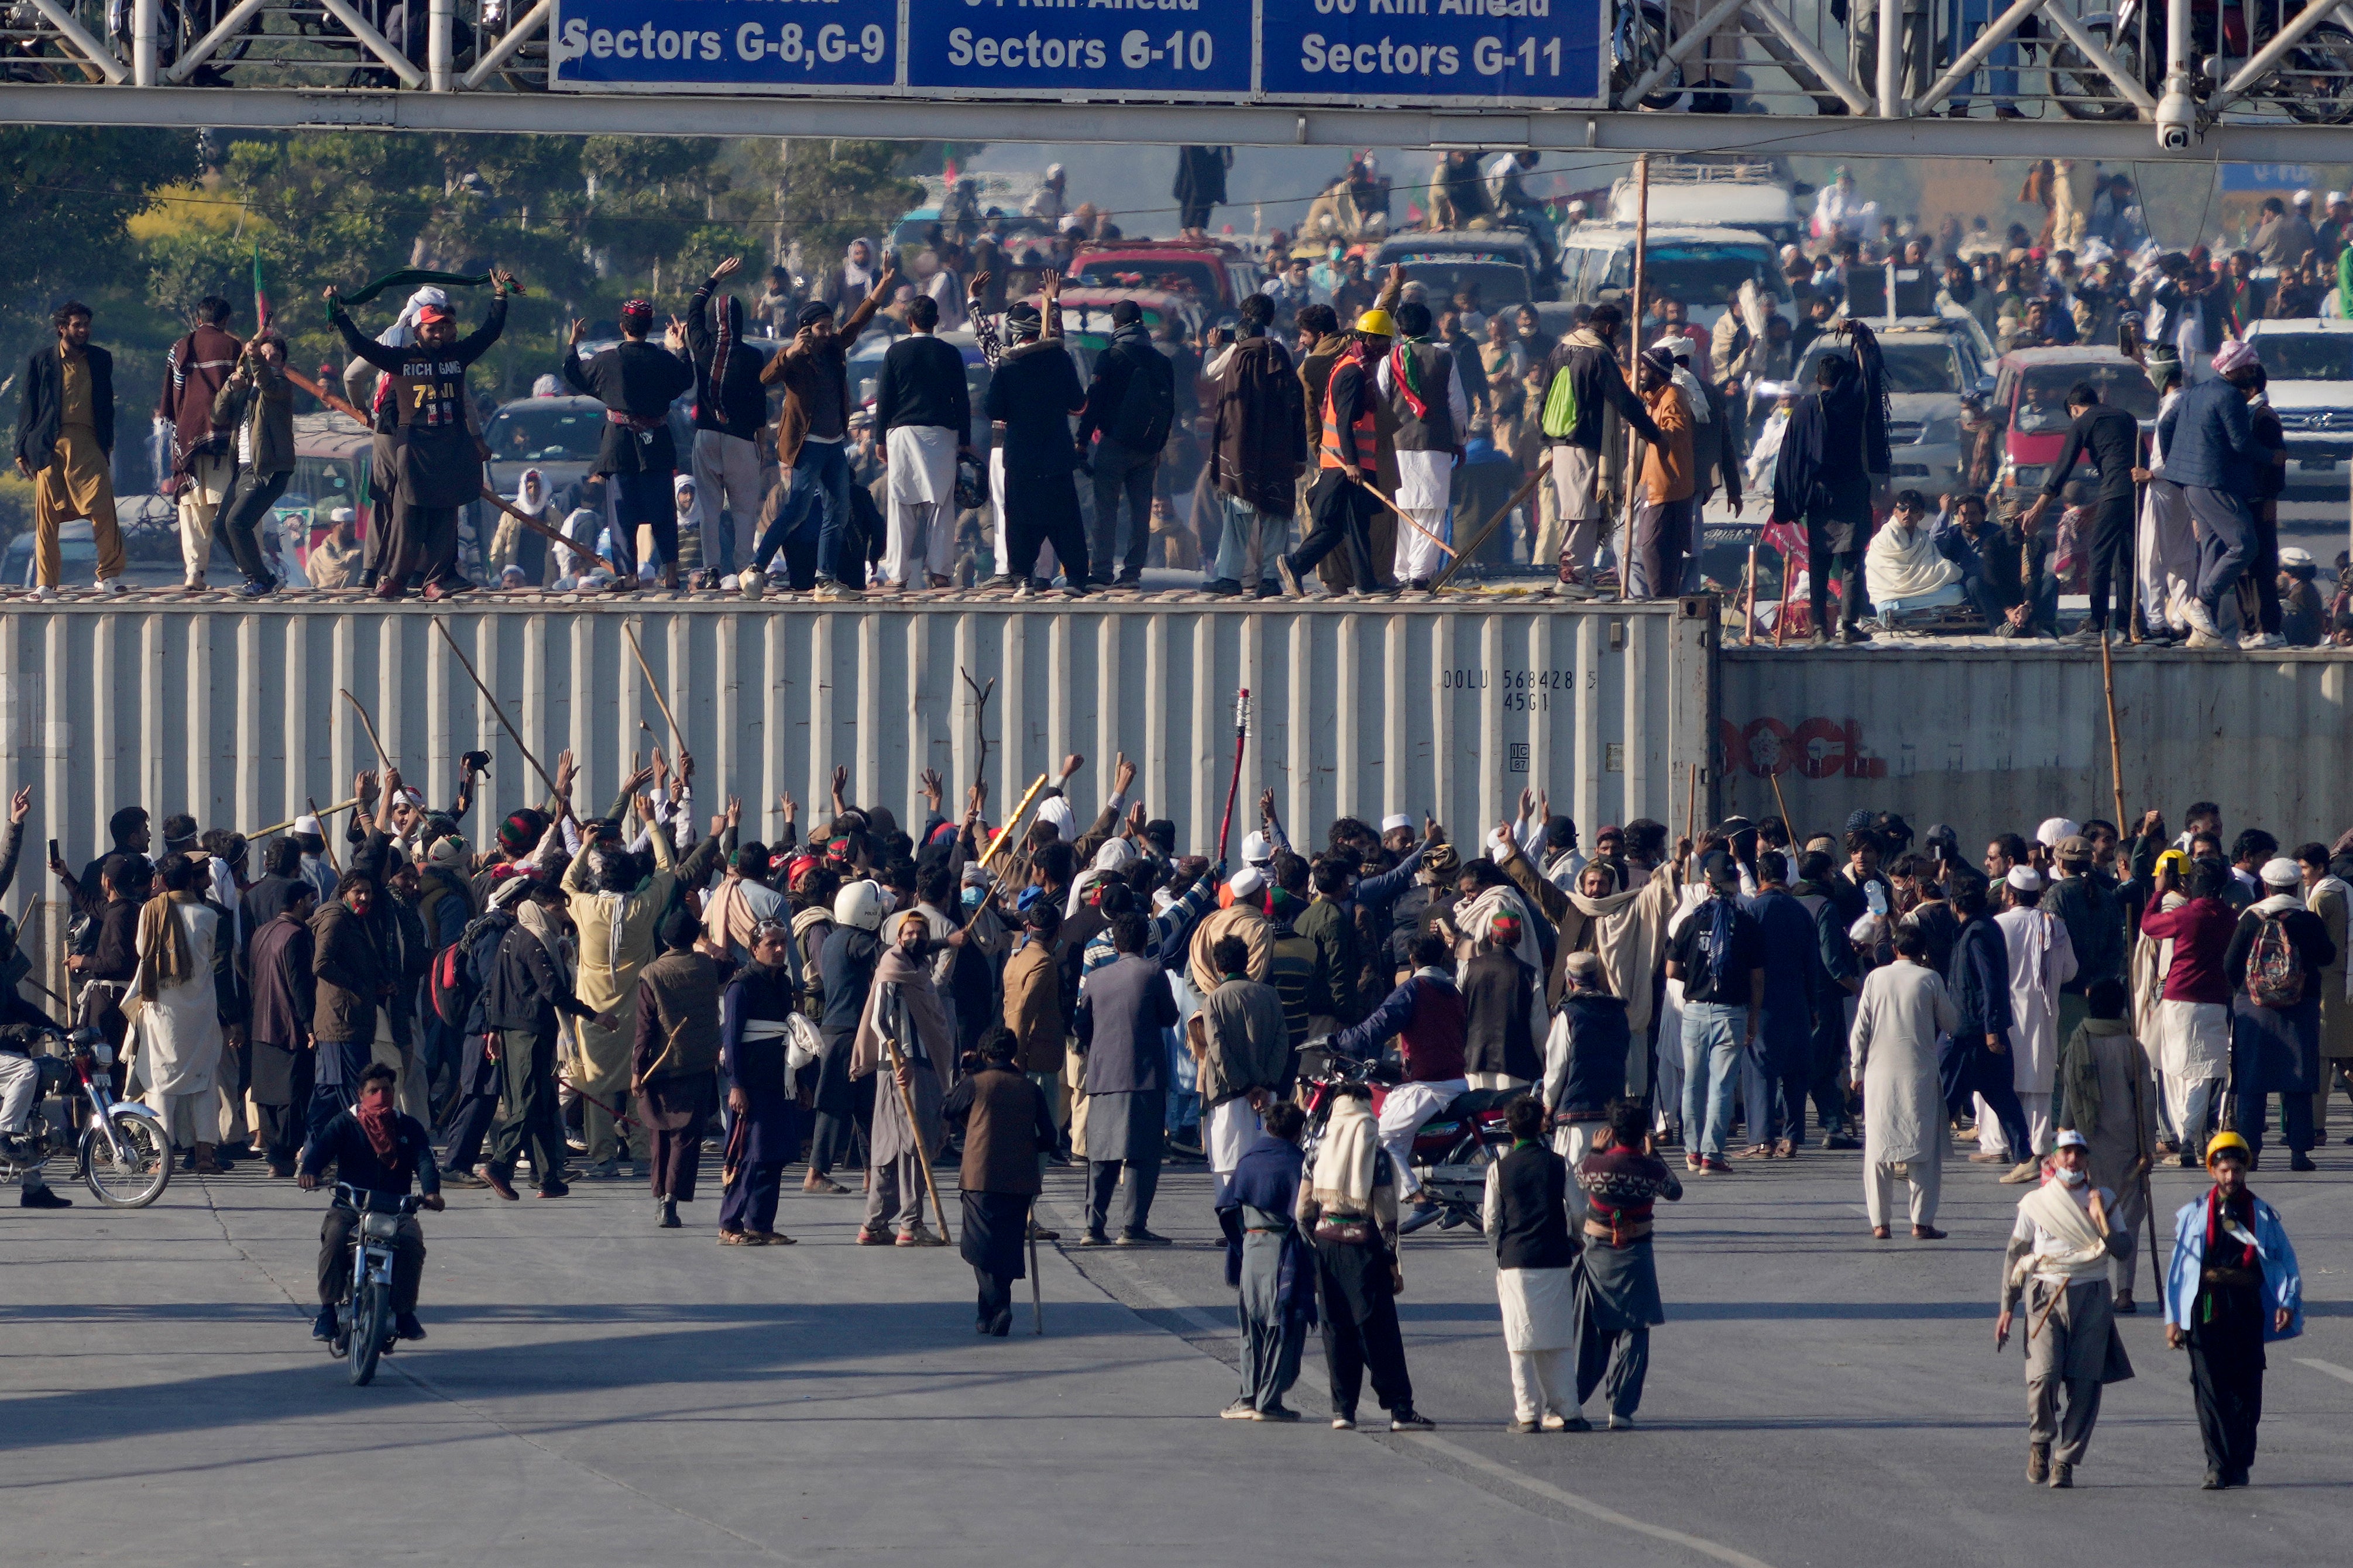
top-left (327, 272), bottom-right (513, 600)
top-left (1995, 1129), bottom-right (2134, 1490)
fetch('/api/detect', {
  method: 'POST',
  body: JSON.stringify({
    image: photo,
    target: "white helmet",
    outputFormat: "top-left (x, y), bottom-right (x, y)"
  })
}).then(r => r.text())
top-left (833, 878), bottom-right (887, 932)
top-left (1242, 830), bottom-right (1273, 866)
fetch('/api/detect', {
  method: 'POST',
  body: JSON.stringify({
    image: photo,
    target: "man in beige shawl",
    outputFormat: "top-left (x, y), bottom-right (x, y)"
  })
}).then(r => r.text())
top-left (129, 853), bottom-right (231, 1173)
top-left (1298, 1081), bottom-right (1432, 1431)
top-left (1995, 1130), bottom-right (2134, 1490)
top-left (1492, 832), bottom-right (1675, 1096)
top-left (852, 910), bottom-right (951, 1246)
top-left (563, 796), bottom-right (726, 1177)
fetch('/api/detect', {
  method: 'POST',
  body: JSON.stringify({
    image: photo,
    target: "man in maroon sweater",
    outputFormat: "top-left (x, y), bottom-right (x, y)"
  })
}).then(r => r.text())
top-left (2139, 860), bottom-right (2238, 1165)
top-left (1334, 931), bottom-right (1469, 1206)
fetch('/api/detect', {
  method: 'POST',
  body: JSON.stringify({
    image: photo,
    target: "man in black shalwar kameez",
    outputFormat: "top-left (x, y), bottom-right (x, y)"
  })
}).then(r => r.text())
top-left (1771, 319), bottom-right (1888, 645)
top-left (719, 920), bottom-right (806, 1244)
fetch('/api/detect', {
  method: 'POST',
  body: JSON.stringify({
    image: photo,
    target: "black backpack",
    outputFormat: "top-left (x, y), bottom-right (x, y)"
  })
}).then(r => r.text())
top-left (1111, 341), bottom-right (1177, 452)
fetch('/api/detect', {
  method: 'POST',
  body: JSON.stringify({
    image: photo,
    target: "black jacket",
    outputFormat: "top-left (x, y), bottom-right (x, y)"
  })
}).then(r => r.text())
top-left (1551, 992), bottom-right (1630, 1120)
top-left (986, 339), bottom-right (1086, 480)
top-left (1947, 915), bottom-right (2014, 1037)
top-left (1461, 948), bottom-right (1540, 1080)
top-left (300, 1106), bottom-right (441, 1199)
top-left (564, 339), bottom-right (695, 475)
top-left (1545, 333), bottom-right (1658, 453)
top-left (875, 332), bottom-right (971, 437)
top-left (683, 279), bottom-right (771, 437)
top-left (15, 342), bottom-right (116, 470)
top-left (1077, 324), bottom-right (1175, 453)
top-left (2223, 905), bottom-right (2338, 998)
top-left (2043, 403), bottom-right (2140, 504)
top-left (483, 919), bottom-right (593, 1033)
top-left (1490, 1141), bottom-right (1575, 1271)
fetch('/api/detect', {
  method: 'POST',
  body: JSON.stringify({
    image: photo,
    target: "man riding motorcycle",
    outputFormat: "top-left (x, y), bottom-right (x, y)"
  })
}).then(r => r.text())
top-left (1328, 931), bottom-right (1471, 1213)
top-left (298, 1061), bottom-right (444, 1343)
top-left (0, 1000), bottom-right (72, 1209)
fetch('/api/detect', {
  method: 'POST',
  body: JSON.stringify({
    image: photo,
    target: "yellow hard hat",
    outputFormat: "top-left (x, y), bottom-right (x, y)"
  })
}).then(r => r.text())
top-left (2204, 1130), bottom-right (2251, 1168)
top-left (1355, 308), bottom-right (1396, 338)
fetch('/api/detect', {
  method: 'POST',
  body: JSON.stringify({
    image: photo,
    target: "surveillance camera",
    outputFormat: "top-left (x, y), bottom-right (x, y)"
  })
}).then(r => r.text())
top-left (2155, 87), bottom-right (2199, 151)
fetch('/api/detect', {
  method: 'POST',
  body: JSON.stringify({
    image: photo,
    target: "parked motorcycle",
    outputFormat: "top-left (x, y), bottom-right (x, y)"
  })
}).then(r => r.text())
top-left (329, 1181), bottom-right (422, 1387)
top-left (0, 1024), bottom-right (173, 1209)
top-left (1296, 1046), bottom-right (1517, 1238)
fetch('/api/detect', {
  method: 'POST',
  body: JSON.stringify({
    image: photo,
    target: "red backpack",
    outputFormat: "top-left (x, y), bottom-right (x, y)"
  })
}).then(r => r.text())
top-left (2246, 912), bottom-right (2306, 1008)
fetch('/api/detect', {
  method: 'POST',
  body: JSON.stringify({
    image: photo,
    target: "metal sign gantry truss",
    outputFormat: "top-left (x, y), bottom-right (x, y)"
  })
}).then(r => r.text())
top-left (8, 0), bottom-right (2353, 160)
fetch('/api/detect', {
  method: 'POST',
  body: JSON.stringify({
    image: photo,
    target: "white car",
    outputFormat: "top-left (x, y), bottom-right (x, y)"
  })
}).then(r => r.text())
top-left (2245, 318), bottom-right (2353, 497)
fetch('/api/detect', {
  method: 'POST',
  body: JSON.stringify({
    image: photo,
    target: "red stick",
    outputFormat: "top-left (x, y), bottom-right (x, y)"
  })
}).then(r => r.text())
top-left (1215, 688), bottom-right (1251, 864)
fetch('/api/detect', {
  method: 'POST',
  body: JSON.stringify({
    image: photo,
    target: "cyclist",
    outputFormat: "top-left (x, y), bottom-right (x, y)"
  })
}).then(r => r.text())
top-left (298, 1062), bottom-right (443, 1343)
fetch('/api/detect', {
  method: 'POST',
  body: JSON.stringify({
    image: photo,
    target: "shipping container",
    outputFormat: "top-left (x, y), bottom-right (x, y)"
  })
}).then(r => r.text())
top-left (1721, 645), bottom-right (2353, 851)
top-left (0, 597), bottom-right (1715, 984)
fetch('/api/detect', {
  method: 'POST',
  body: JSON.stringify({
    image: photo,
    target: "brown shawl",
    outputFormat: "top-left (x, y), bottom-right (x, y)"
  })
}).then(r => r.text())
top-left (851, 936), bottom-right (954, 1079)
top-left (135, 890), bottom-right (200, 1003)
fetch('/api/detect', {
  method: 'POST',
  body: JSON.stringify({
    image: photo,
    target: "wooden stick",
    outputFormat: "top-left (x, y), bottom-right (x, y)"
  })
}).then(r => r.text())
top-left (339, 689), bottom-right (392, 768)
top-left (980, 772), bottom-right (1050, 869)
top-left (249, 796), bottom-right (360, 840)
top-left (307, 797), bottom-right (341, 875)
top-left (1620, 151), bottom-right (1648, 606)
top-left (285, 365), bottom-right (370, 428)
top-left (961, 668), bottom-right (996, 799)
top-left (1432, 467), bottom-right (1541, 592)
top-left (430, 618), bottom-right (575, 827)
top-left (479, 485), bottom-right (586, 558)
top-left (1029, 1196), bottom-right (1044, 1335)
top-left (623, 621), bottom-right (685, 752)
top-left (1768, 768), bottom-right (1795, 845)
top-left (878, 1026), bottom-right (954, 1245)
top-left (1685, 757), bottom-right (1700, 843)
top-left (2099, 631), bottom-right (2127, 836)
top-left (1743, 543), bottom-right (1759, 646)
top-left (1356, 482), bottom-right (1459, 559)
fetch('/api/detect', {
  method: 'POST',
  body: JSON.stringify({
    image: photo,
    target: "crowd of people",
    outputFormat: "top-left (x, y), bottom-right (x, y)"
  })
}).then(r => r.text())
top-left (0, 745), bottom-right (2317, 1482)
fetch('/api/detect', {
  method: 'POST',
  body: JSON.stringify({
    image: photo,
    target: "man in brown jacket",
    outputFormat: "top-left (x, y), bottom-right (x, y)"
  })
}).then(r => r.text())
top-left (753, 260), bottom-right (898, 595)
top-left (630, 910), bottom-right (722, 1230)
top-left (942, 1030), bottom-right (1058, 1335)
top-left (1204, 293), bottom-right (1305, 596)
top-left (1003, 903), bottom-right (1069, 1158)
top-left (310, 875), bottom-right (386, 1128)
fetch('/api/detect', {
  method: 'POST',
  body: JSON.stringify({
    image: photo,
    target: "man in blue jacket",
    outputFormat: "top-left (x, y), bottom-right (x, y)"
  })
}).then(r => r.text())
top-left (1943, 872), bottom-right (2032, 1168)
top-left (2165, 1130), bottom-right (2301, 1490)
top-left (2155, 341), bottom-right (2268, 647)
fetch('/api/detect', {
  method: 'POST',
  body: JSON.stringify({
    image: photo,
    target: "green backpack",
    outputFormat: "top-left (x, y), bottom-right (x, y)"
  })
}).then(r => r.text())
top-left (1539, 365), bottom-right (1580, 439)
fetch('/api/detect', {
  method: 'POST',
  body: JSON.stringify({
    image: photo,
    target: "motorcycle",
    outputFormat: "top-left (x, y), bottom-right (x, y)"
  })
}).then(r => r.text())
top-left (1296, 1046), bottom-right (1517, 1239)
top-left (329, 1181), bottom-right (422, 1387)
top-left (0, 1024), bottom-right (173, 1209)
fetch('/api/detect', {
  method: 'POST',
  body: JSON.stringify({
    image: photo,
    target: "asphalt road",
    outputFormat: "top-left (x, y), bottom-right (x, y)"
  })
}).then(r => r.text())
top-left (5, 1136), bottom-right (2348, 1567)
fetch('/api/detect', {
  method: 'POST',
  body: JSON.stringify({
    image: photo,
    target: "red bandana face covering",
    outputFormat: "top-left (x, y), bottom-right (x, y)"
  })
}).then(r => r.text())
top-left (356, 1096), bottom-right (399, 1163)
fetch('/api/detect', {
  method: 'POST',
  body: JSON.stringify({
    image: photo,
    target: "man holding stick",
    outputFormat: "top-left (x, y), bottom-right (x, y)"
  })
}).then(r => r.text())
top-left (851, 909), bottom-right (953, 1246)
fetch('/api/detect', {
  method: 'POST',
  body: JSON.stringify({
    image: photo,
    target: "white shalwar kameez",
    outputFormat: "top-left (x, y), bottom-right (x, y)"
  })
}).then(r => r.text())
top-left (884, 423), bottom-right (960, 584)
top-left (133, 900), bottom-right (225, 1148)
top-left (1995, 905), bottom-right (2077, 1157)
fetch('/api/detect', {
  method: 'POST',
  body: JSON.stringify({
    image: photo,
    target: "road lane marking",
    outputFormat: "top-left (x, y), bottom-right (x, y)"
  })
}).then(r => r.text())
top-left (1403, 1433), bottom-right (1776, 1568)
top-left (1042, 1200), bottom-right (1773, 1568)
top-left (2294, 1357), bottom-right (2353, 1387)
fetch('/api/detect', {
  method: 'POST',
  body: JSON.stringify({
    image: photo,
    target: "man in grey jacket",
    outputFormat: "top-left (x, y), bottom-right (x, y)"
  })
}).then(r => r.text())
top-left (1193, 933), bottom-right (1291, 1182)
top-left (1074, 914), bottom-right (1180, 1246)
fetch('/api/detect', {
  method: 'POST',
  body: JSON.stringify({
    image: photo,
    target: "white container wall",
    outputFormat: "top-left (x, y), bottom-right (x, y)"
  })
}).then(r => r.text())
top-left (1722, 647), bottom-right (2353, 851)
top-left (0, 598), bottom-right (1715, 979)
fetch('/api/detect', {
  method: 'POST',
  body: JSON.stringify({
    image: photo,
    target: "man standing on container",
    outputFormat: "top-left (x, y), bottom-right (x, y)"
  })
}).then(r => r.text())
top-left (1771, 320), bottom-right (1887, 645)
top-left (756, 259), bottom-right (899, 599)
top-left (1375, 301), bottom-right (1466, 592)
top-left (684, 257), bottom-right (774, 575)
top-left (157, 294), bottom-right (242, 592)
top-left (13, 300), bottom-right (128, 600)
top-left (1538, 302), bottom-right (1658, 599)
top-left (2157, 340), bottom-right (2269, 647)
top-left (565, 301), bottom-right (695, 590)
top-left (874, 292), bottom-right (971, 592)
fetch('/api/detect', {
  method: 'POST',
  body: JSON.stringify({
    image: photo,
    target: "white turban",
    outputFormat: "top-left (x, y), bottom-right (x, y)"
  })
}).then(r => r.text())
top-left (1035, 795), bottom-right (1076, 842)
top-left (2212, 338), bottom-right (2259, 377)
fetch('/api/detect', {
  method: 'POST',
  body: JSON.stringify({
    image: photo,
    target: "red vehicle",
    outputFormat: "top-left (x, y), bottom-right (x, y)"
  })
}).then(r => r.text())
top-left (1991, 345), bottom-right (2160, 512)
top-left (1066, 238), bottom-right (1264, 314)
top-left (1296, 1048), bottom-right (1515, 1236)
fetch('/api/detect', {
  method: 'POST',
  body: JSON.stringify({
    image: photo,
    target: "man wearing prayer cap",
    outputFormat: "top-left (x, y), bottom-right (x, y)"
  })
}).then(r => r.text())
top-left (2220, 858), bottom-right (2337, 1170)
top-left (290, 813), bottom-right (338, 905)
top-left (1995, 1127), bottom-right (2132, 1490)
top-left (1994, 864), bottom-right (2076, 1183)
top-left (2159, 337), bottom-right (2269, 646)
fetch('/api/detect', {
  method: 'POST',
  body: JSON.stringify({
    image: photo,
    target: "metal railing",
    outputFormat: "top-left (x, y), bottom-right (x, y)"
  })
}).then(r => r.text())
top-left (1, 0), bottom-right (549, 90)
top-left (1612, 0), bottom-right (2353, 129)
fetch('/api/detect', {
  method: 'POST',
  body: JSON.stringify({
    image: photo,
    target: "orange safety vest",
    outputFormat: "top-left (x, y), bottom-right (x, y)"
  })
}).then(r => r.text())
top-left (1318, 342), bottom-right (1379, 474)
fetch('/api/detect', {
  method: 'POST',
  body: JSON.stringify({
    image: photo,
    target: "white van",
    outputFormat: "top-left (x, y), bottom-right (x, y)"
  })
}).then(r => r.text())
top-left (1558, 223), bottom-right (1789, 332)
top-left (1606, 163), bottom-right (1801, 250)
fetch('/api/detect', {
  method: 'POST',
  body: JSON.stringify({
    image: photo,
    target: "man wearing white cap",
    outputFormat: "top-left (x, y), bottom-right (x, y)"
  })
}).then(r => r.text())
top-left (2319, 192), bottom-right (2353, 262)
top-left (1996, 1127), bottom-right (2132, 1490)
top-left (2033, 817), bottom-right (2079, 876)
top-left (290, 814), bottom-right (338, 907)
top-left (2222, 858), bottom-right (2337, 1171)
top-left (1995, 865), bottom-right (2077, 1182)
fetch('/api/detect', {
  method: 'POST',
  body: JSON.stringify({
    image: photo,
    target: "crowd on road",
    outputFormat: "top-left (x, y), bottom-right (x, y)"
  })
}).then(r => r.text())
top-left (0, 741), bottom-right (2319, 1485)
